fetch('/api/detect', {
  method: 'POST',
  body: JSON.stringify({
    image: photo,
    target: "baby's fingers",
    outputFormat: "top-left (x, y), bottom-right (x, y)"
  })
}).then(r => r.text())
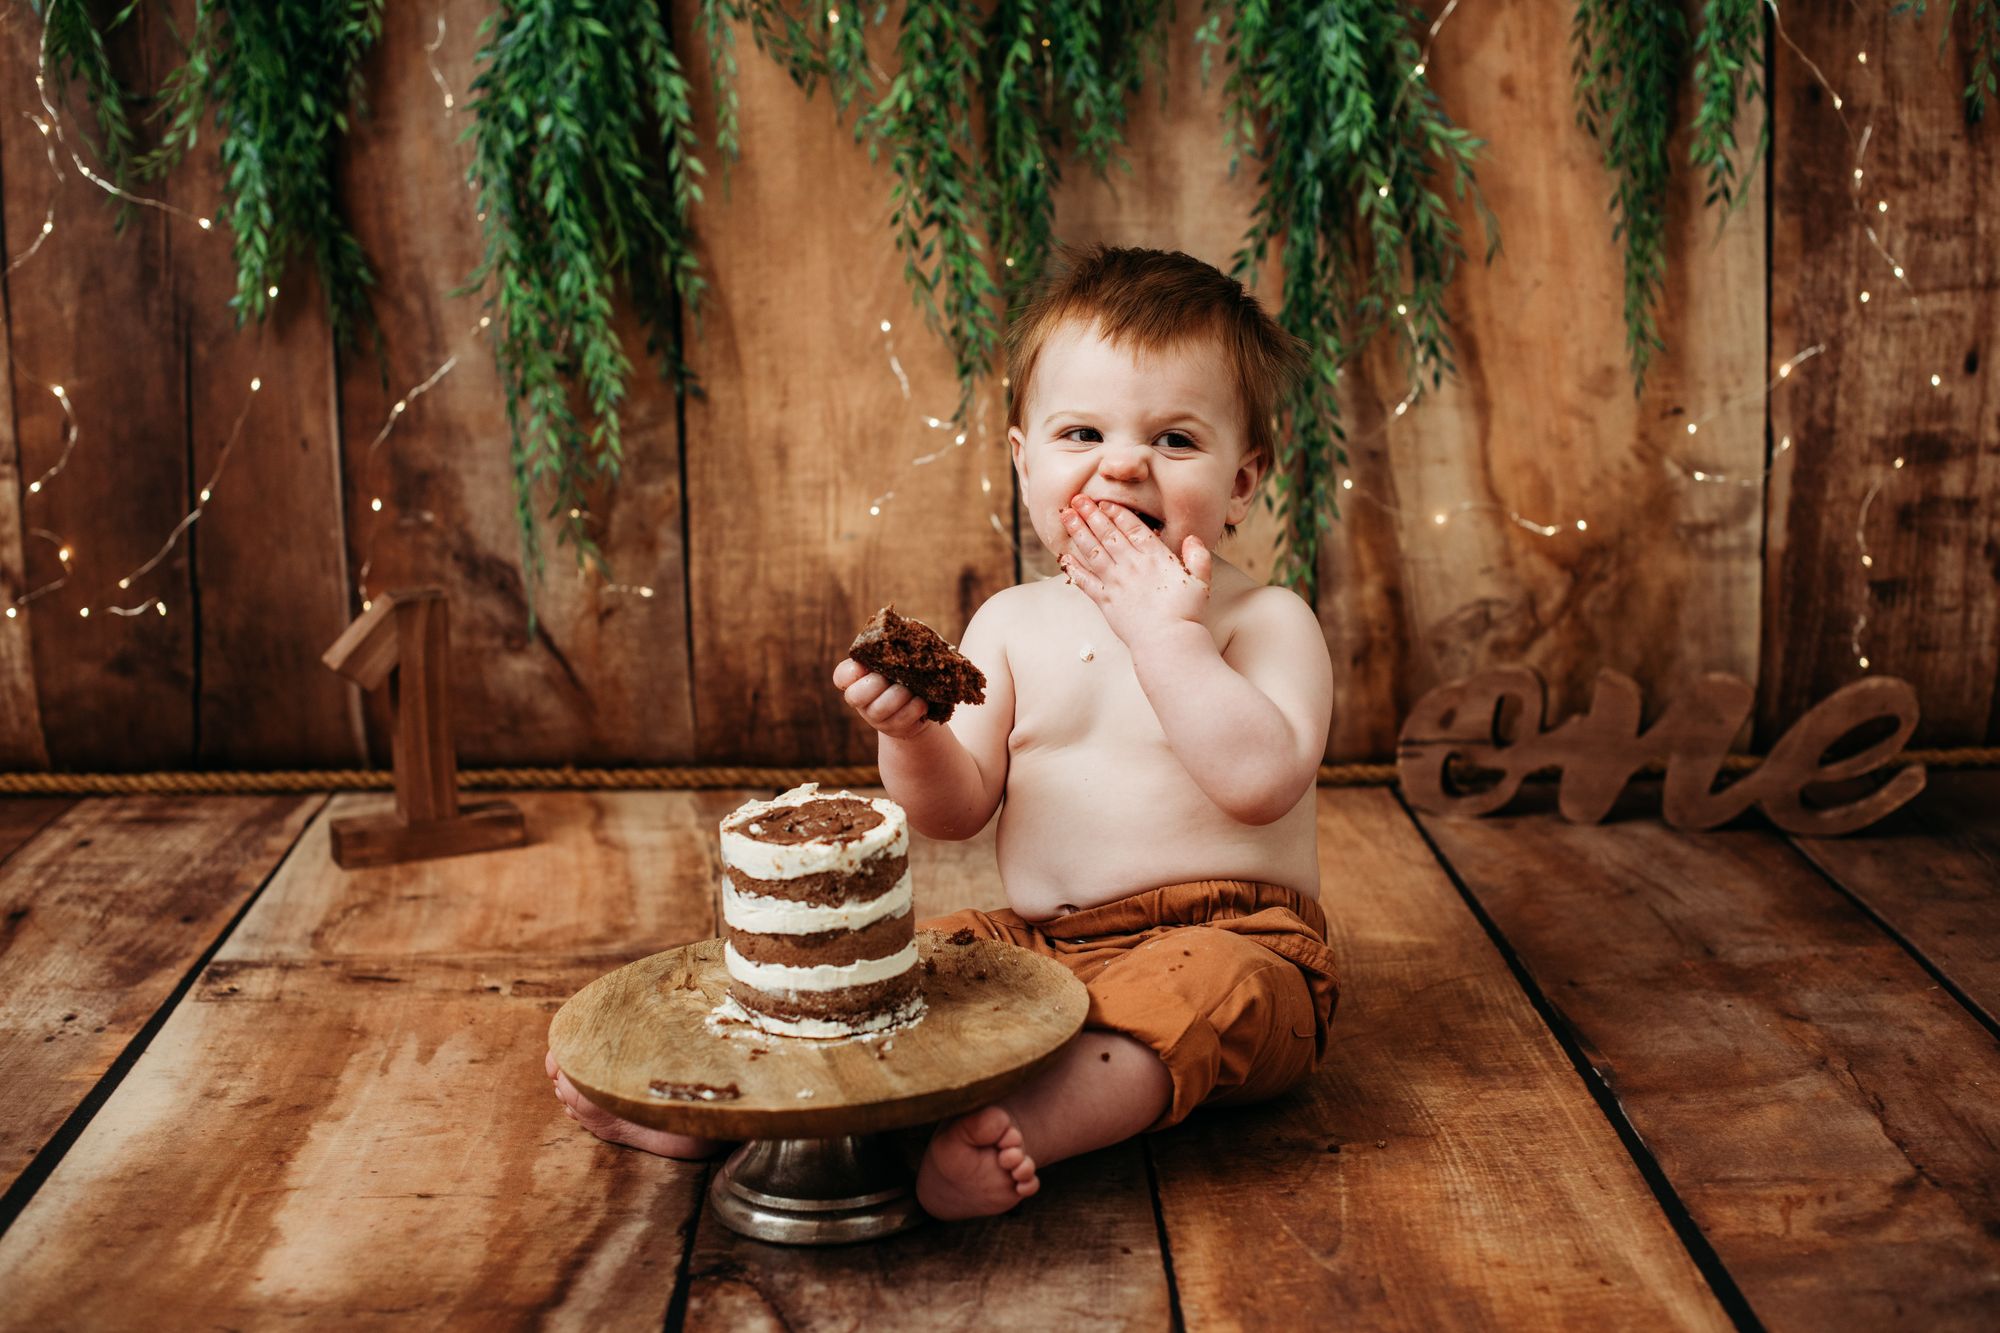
top-left (832, 657), bottom-right (868, 690)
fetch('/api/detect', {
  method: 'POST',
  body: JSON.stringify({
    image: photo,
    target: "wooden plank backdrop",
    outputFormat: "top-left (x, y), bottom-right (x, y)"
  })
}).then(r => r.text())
top-left (0, 3), bottom-right (1990, 770)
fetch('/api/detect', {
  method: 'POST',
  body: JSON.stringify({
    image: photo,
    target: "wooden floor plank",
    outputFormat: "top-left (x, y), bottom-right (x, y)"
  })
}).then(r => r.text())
top-left (1418, 786), bottom-right (2000, 1330)
top-left (1151, 789), bottom-right (1730, 1329)
top-left (0, 795), bottom-right (322, 1198)
top-left (0, 791), bottom-right (750, 1324)
top-left (0, 797), bottom-right (76, 864)
top-left (1789, 771), bottom-right (2000, 1028)
top-left (684, 792), bottom-right (1172, 1331)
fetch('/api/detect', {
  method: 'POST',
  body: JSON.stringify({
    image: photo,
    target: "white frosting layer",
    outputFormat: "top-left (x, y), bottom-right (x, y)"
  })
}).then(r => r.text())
top-left (723, 871), bottom-right (913, 935)
top-left (740, 993), bottom-right (927, 1039)
top-left (720, 783), bottom-right (908, 882)
top-left (724, 939), bottom-right (918, 993)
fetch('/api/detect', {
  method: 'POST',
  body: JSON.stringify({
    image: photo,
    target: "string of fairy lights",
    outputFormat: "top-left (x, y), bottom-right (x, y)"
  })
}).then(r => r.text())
top-left (2, 2), bottom-right (1968, 675)
top-left (854, 0), bottom-right (1956, 681)
top-left (1, 10), bottom-right (662, 628)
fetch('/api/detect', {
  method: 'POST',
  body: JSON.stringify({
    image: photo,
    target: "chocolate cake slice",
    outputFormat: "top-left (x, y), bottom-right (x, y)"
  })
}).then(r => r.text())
top-left (849, 605), bottom-right (987, 723)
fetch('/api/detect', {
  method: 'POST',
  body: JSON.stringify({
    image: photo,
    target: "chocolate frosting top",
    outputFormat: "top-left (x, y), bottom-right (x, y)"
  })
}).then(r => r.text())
top-left (730, 797), bottom-right (885, 846)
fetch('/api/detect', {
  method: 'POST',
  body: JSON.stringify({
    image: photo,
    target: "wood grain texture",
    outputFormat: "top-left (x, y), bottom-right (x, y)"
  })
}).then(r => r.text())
top-left (0, 955), bottom-right (702, 1330)
top-left (0, 9), bottom-right (193, 768)
top-left (1152, 788), bottom-right (1729, 1328)
top-left (1320, 2), bottom-right (1767, 760)
top-left (684, 784), bottom-right (1171, 1330)
top-left (1765, 6), bottom-right (2000, 746)
top-left (675, 7), bottom-right (1015, 765)
top-left (0, 139), bottom-right (47, 768)
top-left (0, 790), bottom-right (744, 1324)
top-left (0, 794), bottom-right (320, 1194)
top-left (1419, 785), bottom-right (2000, 1329)
top-left (337, 0), bottom-right (696, 767)
top-left (0, 794), bottom-right (70, 861)
top-left (1788, 770), bottom-right (2000, 1029)
top-left (1029, 5), bottom-right (1287, 590)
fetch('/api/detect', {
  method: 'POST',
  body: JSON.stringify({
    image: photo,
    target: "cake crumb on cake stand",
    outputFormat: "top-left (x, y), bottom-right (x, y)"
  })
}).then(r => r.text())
top-left (549, 930), bottom-right (1087, 1244)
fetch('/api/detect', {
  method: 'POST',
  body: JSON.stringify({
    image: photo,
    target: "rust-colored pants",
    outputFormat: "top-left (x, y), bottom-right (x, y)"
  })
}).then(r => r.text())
top-left (921, 880), bottom-right (1338, 1131)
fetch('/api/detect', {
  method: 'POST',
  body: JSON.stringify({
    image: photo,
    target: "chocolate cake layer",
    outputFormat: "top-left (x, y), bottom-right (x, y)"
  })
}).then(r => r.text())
top-left (728, 909), bottom-right (914, 968)
top-left (725, 797), bottom-right (883, 845)
top-left (732, 970), bottom-right (922, 1023)
top-left (725, 852), bottom-right (908, 905)
top-left (848, 606), bottom-right (987, 723)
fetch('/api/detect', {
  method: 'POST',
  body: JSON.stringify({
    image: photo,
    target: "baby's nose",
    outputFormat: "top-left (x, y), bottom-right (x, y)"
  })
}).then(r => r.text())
top-left (1096, 444), bottom-right (1150, 479)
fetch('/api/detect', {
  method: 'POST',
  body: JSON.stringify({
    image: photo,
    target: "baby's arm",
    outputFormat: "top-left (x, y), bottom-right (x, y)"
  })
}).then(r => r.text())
top-left (1127, 587), bottom-right (1331, 825)
top-left (832, 593), bottom-right (1014, 841)
top-left (1059, 497), bottom-right (1329, 825)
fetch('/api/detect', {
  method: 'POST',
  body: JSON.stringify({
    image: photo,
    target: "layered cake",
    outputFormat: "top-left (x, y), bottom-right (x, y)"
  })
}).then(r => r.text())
top-left (719, 784), bottom-right (924, 1038)
top-left (849, 605), bottom-right (987, 722)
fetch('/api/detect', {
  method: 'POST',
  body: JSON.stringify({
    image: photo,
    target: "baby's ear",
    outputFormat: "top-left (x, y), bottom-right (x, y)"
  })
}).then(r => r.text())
top-left (1226, 452), bottom-right (1267, 523)
top-left (1008, 426), bottom-right (1028, 476)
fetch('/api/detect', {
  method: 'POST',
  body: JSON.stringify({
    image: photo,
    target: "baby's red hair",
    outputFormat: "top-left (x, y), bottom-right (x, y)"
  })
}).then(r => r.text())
top-left (1004, 244), bottom-right (1309, 474)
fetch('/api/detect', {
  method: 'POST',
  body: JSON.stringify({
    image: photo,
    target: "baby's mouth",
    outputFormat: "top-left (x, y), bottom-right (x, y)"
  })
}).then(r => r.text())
top-left (1083, 499), bottom-right (1165, 532)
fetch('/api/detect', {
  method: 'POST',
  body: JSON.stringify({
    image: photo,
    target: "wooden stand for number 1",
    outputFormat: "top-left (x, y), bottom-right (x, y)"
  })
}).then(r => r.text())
top-left (321, 588), bottom-right (526, 869)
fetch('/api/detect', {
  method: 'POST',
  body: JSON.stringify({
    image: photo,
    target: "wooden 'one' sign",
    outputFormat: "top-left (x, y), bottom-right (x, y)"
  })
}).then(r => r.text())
top-left (322, 588), bottom-right (526, 868)
top-left (1398, 667), bottom-right (1925, 836)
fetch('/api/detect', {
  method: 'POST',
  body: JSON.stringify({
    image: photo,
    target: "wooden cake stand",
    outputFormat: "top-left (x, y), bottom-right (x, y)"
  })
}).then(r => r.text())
top-left (548, 931), bottom-right (1088, 1245)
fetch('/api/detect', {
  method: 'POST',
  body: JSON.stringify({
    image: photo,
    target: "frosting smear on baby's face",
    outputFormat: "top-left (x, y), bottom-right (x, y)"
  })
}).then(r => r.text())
top-left (1008, 318), bottom-right (1262, 563)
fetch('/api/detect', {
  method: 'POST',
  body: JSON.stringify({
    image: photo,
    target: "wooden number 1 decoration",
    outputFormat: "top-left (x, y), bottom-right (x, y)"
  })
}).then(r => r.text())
top-left (321, 587), bottom-right (527, 868)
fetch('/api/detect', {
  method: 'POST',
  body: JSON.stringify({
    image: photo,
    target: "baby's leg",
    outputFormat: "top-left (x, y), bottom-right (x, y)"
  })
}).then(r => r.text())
top-left (916, 1030), bottom-right (1170, 1220)
top-left (545, 1050), bottom-right (733, 1160)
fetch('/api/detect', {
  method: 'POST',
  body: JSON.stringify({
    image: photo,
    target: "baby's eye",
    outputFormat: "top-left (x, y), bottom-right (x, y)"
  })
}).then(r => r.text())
top-left (1156, 431), bottom-right (1198, 451)
top-left (1059, 426), bottom-right (1102, 444)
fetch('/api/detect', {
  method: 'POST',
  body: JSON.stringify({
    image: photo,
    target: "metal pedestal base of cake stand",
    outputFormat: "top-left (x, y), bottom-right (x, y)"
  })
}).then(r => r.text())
top-left (708, 1134), bottom-right (922, 1244)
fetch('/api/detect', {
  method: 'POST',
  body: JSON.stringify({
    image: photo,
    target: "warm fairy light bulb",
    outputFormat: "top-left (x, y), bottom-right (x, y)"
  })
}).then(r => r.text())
top-left (1878, 201), bottom-right (1888, 213)
top-left (199, 488), bottom-right (212, 503)
top-left (640, 586), bottom-right (655, 597)
top-left (1859, 291), bottom-right (1871, 303)
top-left (1862, 554), bottom-right (1873, 567)
top-left (1413, 63), bottom-right (1426, 76)
top-left (1575, 519), bottom-right (1588, 531)
top-left (1779, 364), bottom-right (1791, 378)
top-left (1396, 303), bottom-right (1408, 315)
top-left (1687, 422), bottom-right (1698, 435)
top-left (370, 498), bottom-right (383, 512)
top-left (1342, 477), bottom-right (1354, 490)
top-left (1394, 401), bottom-right (1409, 417)
top-left (569, 507), bottom-right (581, 519)
top-left (250, 377), bottom-right (262, 391)
top-left (1929, 374), bottom-right (1941, 387)
top-left (444, 93), bottom-right (455, 109)
top-left (58, 546), bottom-right (71, 562)
top-left (27, 482), bottom-right (40, 494)
top-left (266, 285), bottom-right (278, 298)
top-left (954, 432), bottom-right (967, 445)
top-left (118, 577), bottom-right (129, 589)
top-left (869, 505), bottom-right (882, 516)
top-left (479, 316), bottom-right (491, 328)
top-left (4, 608), bottom-right (13, 619)
top-left (78, 607), bottom-right (88, 618)
top-left (50, 384), bottom-right (65, 399)
top-left (1004, 257), bottom-right (1015, 268)
top-left (362, 599), bottom-right (373, 611)
top-left (1001, 377), bottom-right (1010, 388)
top-left (1859, 656), bottom-right (1870, 668)
top-left (1893, 266), bottom-right (1904, 279)
top-left (829, 8), bottom-right (841, 23)
top-left (880, 320), bottom-right (892, 333)
top-left (1693, 469), bottom-right (1709, 481)
top-left (198, 217), bottom-right (212, 230)
top-left (1893, 457), bottom-right (1905, 469)
top-left (1377, 185), bottom-right (1390, 198)
top-left (1858, 51), bottom-right (1867, 64)
top-left (40, 220), bottom-right (51, 235)
top-left (155, 601), bottom-right (166, 615)
top-left (1853, 169), bottom-right (1864, 182)
top-left (981, 477), bottom-right (992, 493)
top-left (392, 400), bottom-right (407, 414)
top-left (1433, 512), bottom-right (1447, 525)
top-left (1833, 94), bottom-right (1844, 109)
top-left (1780, 436), bottom-right (1792, 450)
top-left (926, 416), bottom-right (942, 428)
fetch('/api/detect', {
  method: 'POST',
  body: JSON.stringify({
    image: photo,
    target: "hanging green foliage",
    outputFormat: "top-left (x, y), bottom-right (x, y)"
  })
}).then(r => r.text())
top-left (1898, 0), bottom-right (2000, 122)
top-left (142, 0), bottom-right (383, 346)
top-left (1200, 1), bottom-right (1491, 589)
top-left (463, 0), bottom-right (706, 604)
top-left (29, 0), bottom-right (141, 205)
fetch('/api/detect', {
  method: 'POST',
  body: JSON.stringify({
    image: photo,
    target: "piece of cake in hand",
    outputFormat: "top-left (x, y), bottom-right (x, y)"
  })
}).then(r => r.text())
top-left (719, 784), bottom-right (926, 1038)
top-left (848, 605), bottom-right (987, 723)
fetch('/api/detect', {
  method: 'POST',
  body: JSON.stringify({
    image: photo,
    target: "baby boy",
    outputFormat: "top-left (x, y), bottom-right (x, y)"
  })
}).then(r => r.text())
top-left (549, 244), bottom-right (1337, 1220)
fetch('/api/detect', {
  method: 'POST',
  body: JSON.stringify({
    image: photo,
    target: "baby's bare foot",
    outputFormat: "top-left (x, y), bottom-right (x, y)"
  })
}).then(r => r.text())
top-left (916, 1105), bottom-right (1039, 1220)
top-left (545, 1050), bottom-right (731, 1160)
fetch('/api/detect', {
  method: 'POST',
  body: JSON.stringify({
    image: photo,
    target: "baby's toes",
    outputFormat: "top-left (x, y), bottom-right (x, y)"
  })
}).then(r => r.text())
top-left (1016, 1172), bottom-right (1041, 1197)
top-left (997, 1145), bottom-right (1024, 1170)
top-left (1011, 1154), bottom-right (1037, 1183)
top-left (544, 1049), bottom-right (560, 1080)
top-left (996, 1124), bottom-right (1023, 1152)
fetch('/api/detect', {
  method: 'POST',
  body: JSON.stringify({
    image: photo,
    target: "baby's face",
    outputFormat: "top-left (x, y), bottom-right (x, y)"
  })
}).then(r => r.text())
top-left (1009, 319), bottom-right (1262, 561)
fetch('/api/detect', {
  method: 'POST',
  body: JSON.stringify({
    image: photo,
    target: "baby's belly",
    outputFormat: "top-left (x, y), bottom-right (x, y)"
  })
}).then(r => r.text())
top-left (997, 737), bottom-right (1319, 920)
